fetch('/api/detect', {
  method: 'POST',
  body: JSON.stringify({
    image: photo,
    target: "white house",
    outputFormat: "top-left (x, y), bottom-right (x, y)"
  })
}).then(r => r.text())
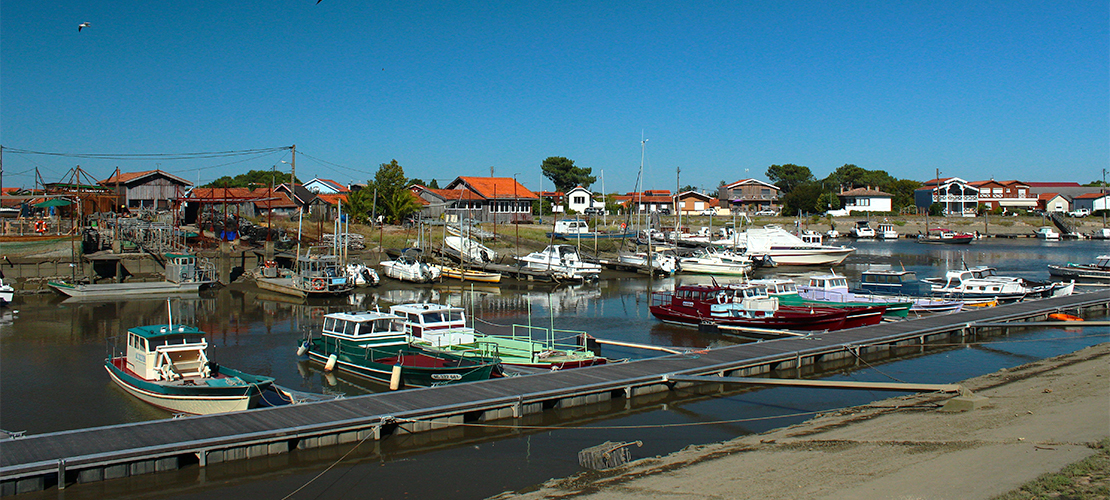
top-left (303, 178), bottom-right (349, 194)
top-left (564, 186), bottom-right (603, 213)
top-left (836, 187), bottom-right (893, 214)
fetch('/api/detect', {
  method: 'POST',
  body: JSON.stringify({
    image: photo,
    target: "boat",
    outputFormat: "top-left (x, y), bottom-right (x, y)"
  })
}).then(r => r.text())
top-left (435, 265), bottom-right (502, 283)
top-left (851, 221), bottom-right (876, 239)
top-left (756, 276), bottom-right (912, 318)
top-left (617, 249), bottom-right (678, 274)
top-left (49, 253), bottom-right (216, 298)
top-left (345, 263), bottom-right (381, 286)
top-left (1090, 228), bottom-right (1110, 240)
top-left (256, 254), bottom-right (355, 298)
top-left (546, 218), bottom-right (637, 240)
top-left (516, 245), bottom-right (603, 280)
top-left (922, 269), bottom-right (1028, 303)
top-left (876, 222), bottom-right (899, 240)
top-left (958, 265), bottom-right (1073, 298)
top-left (300, 310), bottom-right (500, 388)
top-left (676, 247), bottom-right (752, 276)
top-left (443, 235), bottom-right (497, 264)
top-left (648, 282), bottom-right (884, 333)
top-left (0, 276), bottom-right (12, 306)
top-left (851, 269), bottom-right (966, 313)
top-left (380, 253), bottom-right (442, 283)
top-left (916, 228), bottom-right (974, 244)
top-left (1048, 255), bottom-right (1110, 283)
top-left (105, 323), bottom-right (275, 414)
top-left (825, 229), bottom-right (840, 239)
top-left (711, 225), bottom-right (854, 266)
top-left (389, 302), bottom-right (608, 370)
top-left (1034, 226), bottom-right (1061, 240)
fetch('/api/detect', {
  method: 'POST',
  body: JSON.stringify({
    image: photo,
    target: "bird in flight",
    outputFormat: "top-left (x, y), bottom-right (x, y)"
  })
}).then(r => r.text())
top-left (78, 22), bottom-right (91, 32)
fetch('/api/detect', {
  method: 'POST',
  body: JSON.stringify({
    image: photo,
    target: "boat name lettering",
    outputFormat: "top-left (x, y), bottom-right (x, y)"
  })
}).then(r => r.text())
top-left (135, 353), bottom-right (145, 363)
top-left (430, 373), bottom-right (463, 381)
top-left (682, 301), bottom-right (694, 307)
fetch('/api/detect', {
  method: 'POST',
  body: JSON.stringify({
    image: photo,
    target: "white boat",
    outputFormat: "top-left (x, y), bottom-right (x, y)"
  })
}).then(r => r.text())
top-left (825, 229), bottom-right (840, 239)
top-left (380, 254), bottom-right (441, 283)
top-left (1035, 226), bottom-right (1061, 240)
top-left (959, 265), bottom-right (1074, 298)
top-left (925, 269), bottom-right (1028, 303)
top-left (851, 221), bottom-right (876, 239)
top-left (711, 225), bottom-right (854, 266)
top-left (443, 235), bottom-right (497, 264)
top-left (517, 245), bottom-right (602, 280)
top-left (676, 247), bottom-right (752, 276)
top-left (0, 276), bottom-right (13, 306)
top-left (345, 263), bottom-right (381, 286)
top-left (618, 250), bottom-right (678, 274)
top-left (876, 223), bottom-right (899, 240)
top-left (49, 253), bottom-right (216, 298)
top-left (1090, 228), bottom-right (1110, 240)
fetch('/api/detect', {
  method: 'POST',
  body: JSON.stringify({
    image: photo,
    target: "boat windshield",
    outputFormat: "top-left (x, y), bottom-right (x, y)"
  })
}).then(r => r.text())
top-left (422, 310), bottom-right (463, 324)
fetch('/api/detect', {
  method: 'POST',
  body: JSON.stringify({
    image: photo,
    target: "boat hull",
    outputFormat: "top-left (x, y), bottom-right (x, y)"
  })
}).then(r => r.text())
top-left (438, 266), bottom-right (502, 283)
top-left (765, 247), bottom-right (853, 266)
top-left (1048, 264), bottom-right (1110, 282)
top-left (49, 281), bottom-right (206, 298)
top-left (105, 360), bottom-right (270, 415)
top-left (649, 303), bottom-right (850, 332)
top-left (305, 339), bottom-right (496, 388)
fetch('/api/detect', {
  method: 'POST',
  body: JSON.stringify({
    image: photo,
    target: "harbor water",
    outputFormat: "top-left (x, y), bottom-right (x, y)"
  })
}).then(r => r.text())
top-left (1, 238), bottom-right (1108, 499)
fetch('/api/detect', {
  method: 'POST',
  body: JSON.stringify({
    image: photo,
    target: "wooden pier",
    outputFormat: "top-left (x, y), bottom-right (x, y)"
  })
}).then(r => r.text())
top-left (1, 291), bottom-right (1107, 495)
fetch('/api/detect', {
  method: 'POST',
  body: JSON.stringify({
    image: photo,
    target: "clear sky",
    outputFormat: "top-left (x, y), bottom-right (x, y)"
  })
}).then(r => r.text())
top-left (2, 1), bottom-right (1107, 193)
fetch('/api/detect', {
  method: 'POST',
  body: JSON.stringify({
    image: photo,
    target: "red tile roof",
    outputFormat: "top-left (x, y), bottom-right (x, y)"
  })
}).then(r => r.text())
top-left (315, 193), bottom-right (349, 205)
top-left (188, 187), bottom-right (284, 200)
top-left (454, 176), bottom-right (537, 199)
top-left (1037, 192), bottom-right (1060, 201)
top-left (99, 169), bottom-right (192, 186)
top-left (1075, 192), bottom-right (1109, 199)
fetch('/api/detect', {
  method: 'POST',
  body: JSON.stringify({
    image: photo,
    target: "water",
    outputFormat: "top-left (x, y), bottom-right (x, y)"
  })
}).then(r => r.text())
top-left (1, 238), bottom-right (1107, 499)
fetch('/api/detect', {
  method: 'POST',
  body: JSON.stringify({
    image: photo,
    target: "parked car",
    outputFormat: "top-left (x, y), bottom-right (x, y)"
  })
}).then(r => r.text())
top-left (583, 207), bottom-right (605, 215)
top-left (1068, 208), bottom-right (1091, 218)
top-left (700, 208), bottom-right (718, 216)
top-left (754, 209), bottom-right (779, 216)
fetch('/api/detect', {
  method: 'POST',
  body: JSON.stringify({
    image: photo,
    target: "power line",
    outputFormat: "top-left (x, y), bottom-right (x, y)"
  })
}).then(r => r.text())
top-left (2, 146), bottom-right (292, 161)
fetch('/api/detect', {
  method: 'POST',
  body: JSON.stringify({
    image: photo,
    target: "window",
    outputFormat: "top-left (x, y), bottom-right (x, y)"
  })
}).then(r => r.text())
top-left (694, 201), bottom-right (705, 210)
top-left (573, 196), bottom-right (585, 205)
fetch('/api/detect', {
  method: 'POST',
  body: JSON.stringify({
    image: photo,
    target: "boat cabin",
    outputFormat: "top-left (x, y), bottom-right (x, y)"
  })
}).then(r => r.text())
top-left (808, 275), bottom-right (850, 291)
top-left (297, 255), bottom-right (351, 292)
top-left (799, 230), bottom-right (823, 245)
top-left (320, 311), bottom-right (408, 347)
top-left (553, 219), bottom-right (590, 235)
top-left (164, 254), bottom-right (213, 284)
top-left (857, 269), bottom-right (933, 296)
top-left (124, 325), bottom-right (211, 382)
top-left (388, 303), bottom-right (476, 346)
top-left (751, 278), bottom-right (798, 296)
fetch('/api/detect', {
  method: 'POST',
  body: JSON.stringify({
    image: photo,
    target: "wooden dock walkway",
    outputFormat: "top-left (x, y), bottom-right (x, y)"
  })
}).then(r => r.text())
top-left (2, 291), bottom-right (1107, 495)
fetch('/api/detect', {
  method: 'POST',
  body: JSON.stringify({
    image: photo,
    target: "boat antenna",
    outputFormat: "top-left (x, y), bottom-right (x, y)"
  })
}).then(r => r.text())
top-left (166, 298), bottom-right (173, 330)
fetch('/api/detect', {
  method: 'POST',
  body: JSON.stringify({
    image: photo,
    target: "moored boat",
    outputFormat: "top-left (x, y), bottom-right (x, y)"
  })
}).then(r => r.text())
top-left (443, 235), bottom-right (497, 264)
top-left (0, 276), bottom-right (13, 306)
top-left (301, 310), bottom-right (500, 388)
top-left (851, 221), bottom-right (876, 239)
top-left (1047, 255), bottom-right (1110, 283)
top-left (916, 228), bottom-right (974, 244)
top-left (380, 254), bottom-right (441, 283)
top-left (256, 254), bottom-right (354, 298)
top-left (435, 265), bottom-right (503, 283)
top-left (390, 302), bottom-right (608, 370)
top-left (517, 245), bottom-right (602, 281)
top-left (105, 323), bottom-right (274, 414)
top-left (756, 276), bottom-right (912, 318)
top-left (49, 253), bottom-right (216, 298)
top-left (676, 247), bottom-right (752, 276)
top-left (711, 225), bottom-right (854, 266)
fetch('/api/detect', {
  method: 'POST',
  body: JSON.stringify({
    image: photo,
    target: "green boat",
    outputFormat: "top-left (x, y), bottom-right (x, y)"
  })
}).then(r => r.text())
top-left (300, 310), bottom-right (500, 388)
top-left (753, 277), bottom-right (912, 318)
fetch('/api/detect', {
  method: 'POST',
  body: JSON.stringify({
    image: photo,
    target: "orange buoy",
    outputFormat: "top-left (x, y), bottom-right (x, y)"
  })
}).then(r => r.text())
top-left (1048, 313), bottom-right (1083, 322)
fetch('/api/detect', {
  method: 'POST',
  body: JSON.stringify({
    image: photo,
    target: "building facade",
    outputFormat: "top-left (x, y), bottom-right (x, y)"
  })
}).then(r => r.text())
top-left (836, 187), bottom-right (893, 214)
top-left (970, 179), bottom-right (1036, 211)
top-left (99, 170), bottom-right (193, 211)
top-left (717, 179), bottom-right (779, 213)
top-left (915, 177), bottom-right (979, 217)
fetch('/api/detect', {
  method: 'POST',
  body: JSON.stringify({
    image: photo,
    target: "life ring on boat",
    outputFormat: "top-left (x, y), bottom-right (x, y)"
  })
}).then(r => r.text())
top-left (716, 292), bottom-right (728, 304)
top-left (620, 223), bottom-right (627, 231)
top-left (34, 220), bottom-right (47, 233)
top-left (311, 278), bottom-right (326, 290)
top-left (264, 260), bottom-right (277, 268)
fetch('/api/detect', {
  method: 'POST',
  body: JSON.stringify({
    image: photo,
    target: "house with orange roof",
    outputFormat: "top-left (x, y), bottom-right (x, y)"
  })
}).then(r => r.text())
top-left (612, 190), bottom-right (674, 214)
top-left (717, 179), bottom-right (779, 214)
top-left (303, 178), bottom-right (349, 194)
top-left (1072, 191), bottom-right (1109, 214)
top-left (914, 177), bottom-right (979, 216)
top-left (836, 186), bottom-right (894, 214)
top-left (99, 169), bottom-right (192, 211)
top-left (675, 191), bottom-right (716, 215)
top-left (184, 187), bottom-right (295, 221)
top-left (1037, 193), bottom-right (1069, 213)
top-left (441, 176), bottom-right (537, 224)
top-left (409, 184), bottom-right (487, 220)
top-left (969, 179), bottom-right (1035, 211)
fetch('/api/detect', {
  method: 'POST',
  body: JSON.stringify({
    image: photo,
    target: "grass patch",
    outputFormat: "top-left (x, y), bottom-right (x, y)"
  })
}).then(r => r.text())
top-left (993, 438), bottom-right (1110, 500)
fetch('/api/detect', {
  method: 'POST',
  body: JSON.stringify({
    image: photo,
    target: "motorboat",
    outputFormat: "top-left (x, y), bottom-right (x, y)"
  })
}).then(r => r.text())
top-left (345, 263), bottom-right (381, 286)
top-left (711, 225), bottom-right (853, 266)
top-left (546, 219), bottom-right (636, 240)
top-left (517, 245), bottom-right (602, 280)
top-left (676, 247), bottom-right (752, 276)
top-left (762, 275), bottom-right (912, 318)
top-left (1048, 255), bottom-right (1110, 283)
top-left (916, 228), bottom-right (974, 244)
top-left (1034, 226), bottom-right (1061, 240)
top-left (1090, 228), bottom-right (1110, 240)
top-left (105, 323), bottom-right (275, 414)
top-left (390, 302), bottom-right (608, 370)
top-left (435, 265), bottom-right (502, 283)
top-left (924, 269), bottom-right (1028, 303)
top-left (958, 265), bottom-right (1073, 298)
top-left (851, 269), bottom-right (966, 313)
top-left (49, 253), bottom-right (216, 298)
top-left (0, 276), bottom-right (13, 306)
top-left (300, 310), bottom-right (500, 388)
top-left (617, 250), bottom-right (678, 274)
top-left (256, 254), bottom-right (355, 297)
top-left (380, 254), bottom-right (442, 283)
top-left (851, 221), bottom-right (876, 239)
top-left (444, 235), bottom-right (497, 264)
top-left (876, 223), bottom-right (899, 240)
top-left (648, 283), bottom-right (884, 333)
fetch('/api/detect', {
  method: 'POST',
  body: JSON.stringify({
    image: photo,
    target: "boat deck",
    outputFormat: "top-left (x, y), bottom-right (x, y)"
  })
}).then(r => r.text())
top-left (2, 291), bottom-right (1107, 494)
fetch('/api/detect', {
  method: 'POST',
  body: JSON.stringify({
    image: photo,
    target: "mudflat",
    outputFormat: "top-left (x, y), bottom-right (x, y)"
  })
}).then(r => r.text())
top-left (498, 342), bottom-right (1110, 500)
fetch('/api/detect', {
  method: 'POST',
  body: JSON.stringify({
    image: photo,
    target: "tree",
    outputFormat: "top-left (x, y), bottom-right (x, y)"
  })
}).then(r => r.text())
top-left (765, 164), bottom-right (814, 194)
top-left (779, 181), bottom-right (824, 216)
top-left (369, 160), bottom-right (419, 224)
top-left (202, 169), bottom-right (298, 188)
top-left (343, 188), bottom-right (374, 224)
top-left (887, 179), bottom-right (923, 213)
top-left (541, 157), bottom-right (596, 193)
top-left (817, 191), bottom-right (840, 212)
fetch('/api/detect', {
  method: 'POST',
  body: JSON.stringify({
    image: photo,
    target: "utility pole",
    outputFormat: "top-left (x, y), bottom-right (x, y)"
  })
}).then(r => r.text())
top-left (291, 144), bottom-right (297, 185)
top-left (675, 166), bottom-right (681, 233)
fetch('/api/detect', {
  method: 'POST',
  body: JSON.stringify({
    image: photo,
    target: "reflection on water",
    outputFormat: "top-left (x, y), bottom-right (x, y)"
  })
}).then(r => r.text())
top-left (1, 238), bottom-right (1108, 499)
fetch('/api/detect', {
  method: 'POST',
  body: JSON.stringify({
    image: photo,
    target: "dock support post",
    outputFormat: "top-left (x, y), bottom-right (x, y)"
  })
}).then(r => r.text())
top-left (513, 395), bottom-right (523, 418)
top-left (198, 450), bottom-right (207, 467)
top-left (57, 459), bottom-right (66, 490)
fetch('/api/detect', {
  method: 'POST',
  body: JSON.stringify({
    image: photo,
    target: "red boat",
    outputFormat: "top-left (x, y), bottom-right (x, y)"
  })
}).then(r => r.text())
top-left (649, 283), bottom-right (885, 333)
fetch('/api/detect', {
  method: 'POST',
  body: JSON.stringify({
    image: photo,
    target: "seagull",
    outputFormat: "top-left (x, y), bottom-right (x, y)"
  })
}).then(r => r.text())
top-left (78, 22), bottom-right (90, 32)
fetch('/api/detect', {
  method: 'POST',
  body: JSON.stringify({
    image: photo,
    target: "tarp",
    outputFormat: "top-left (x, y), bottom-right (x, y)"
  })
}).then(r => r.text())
top-left (33, 198), bottom-right (73, 207)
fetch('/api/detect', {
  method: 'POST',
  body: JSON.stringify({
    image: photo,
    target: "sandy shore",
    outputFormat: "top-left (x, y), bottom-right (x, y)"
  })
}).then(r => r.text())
top-left (496, 342), bottom-right (1110, 500)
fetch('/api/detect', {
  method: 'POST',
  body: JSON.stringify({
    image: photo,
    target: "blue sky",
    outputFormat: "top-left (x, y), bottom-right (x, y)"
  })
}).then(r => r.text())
top-left (2, 1), bottom-right (1107, 193)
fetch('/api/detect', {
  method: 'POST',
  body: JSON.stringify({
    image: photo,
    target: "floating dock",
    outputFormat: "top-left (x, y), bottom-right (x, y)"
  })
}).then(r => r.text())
top-left (1, 291), bottom-right (1107, 495)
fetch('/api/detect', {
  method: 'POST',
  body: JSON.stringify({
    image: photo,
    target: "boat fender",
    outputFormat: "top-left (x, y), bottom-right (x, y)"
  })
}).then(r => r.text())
top-left (324, 354), bottom-right (338, 372)
top-left (389, 364), bottom-right (403, 390)
top-left (296, 341), bottom-right (309, 357)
